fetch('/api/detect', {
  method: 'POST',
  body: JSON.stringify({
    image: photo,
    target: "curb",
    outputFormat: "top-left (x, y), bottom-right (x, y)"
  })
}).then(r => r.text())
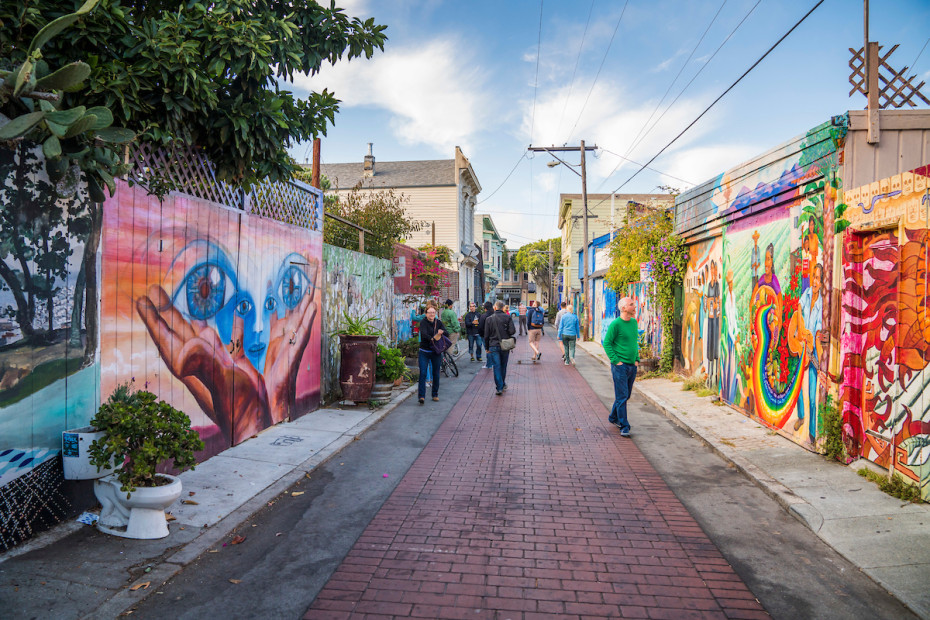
top-left (575, 342), bottom-right (823, 532)
top-left (78, 384), bottom-right (416, 619)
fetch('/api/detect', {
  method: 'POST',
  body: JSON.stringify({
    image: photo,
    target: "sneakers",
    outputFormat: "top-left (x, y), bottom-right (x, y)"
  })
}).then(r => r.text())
top-left (418, 398), bottom-right (425, 405)
top-left (470, 356), bottom-right (475, 362)
top-left (432, 397), bottom-right (439, 402)
top-left (620, 430), bottom-right (632, 438)
top-left (502, 384), bottom-right (508, 391)
top-left (570, 358), bottom-right (575, 365)
top-left (495, 390), bottom-right (502, 396)
top-left (564, 361), bottom-right (570, 365)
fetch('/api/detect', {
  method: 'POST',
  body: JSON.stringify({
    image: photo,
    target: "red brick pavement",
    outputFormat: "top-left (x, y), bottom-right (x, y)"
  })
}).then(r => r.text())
top-left (304, 336), bottom-right (767, 619)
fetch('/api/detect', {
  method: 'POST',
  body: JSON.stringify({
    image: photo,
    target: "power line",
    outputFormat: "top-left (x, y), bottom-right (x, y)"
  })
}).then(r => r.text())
top-left (597, 148), bottom-right (695, 186)
top-left (555, 0), bottom-right (596, 143)
top-left (529, 0), bottom-right (545, 144)
top-left (623, 0), bottom-right (728, 160)
top-left (604, 0), bottom-right (825, 200)
top-left (909, 37), bottom-right (930, 77)
top-left (566, 0), bottom-right (629, 141)
top-left (624, 0), bottom-right (762, 159)
top-left (478, 152), bottom-right (527, 204)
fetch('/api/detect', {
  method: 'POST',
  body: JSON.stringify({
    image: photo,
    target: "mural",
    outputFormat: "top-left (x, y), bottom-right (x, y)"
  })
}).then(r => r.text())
top-left (0, 145), bottom-right (102, 550)
top-left (100, 182), bottom-right (323, 459)
top-left (592, 278), bottom-right (660, 356)
top-left (841, 165), bottom-right (930, 500)
top-left (677, 117), bottom-right (847, 453)
top-left (321, 244), bottom-right (394, 398)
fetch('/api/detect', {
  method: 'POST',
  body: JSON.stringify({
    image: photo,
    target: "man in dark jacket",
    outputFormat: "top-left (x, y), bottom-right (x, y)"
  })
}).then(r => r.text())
top-left (484, 300), bottom-right (516, 395)
top-left (463, 301), bottom-right (483, 363)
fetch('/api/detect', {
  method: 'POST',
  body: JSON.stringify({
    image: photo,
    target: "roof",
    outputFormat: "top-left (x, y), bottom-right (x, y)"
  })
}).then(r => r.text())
top-left (316, 160), bottom-right (455, 190)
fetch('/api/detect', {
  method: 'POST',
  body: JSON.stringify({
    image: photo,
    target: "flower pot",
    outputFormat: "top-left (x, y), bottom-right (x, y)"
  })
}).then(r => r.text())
top-left (370, 380), bottom-right (394, 401)
top-left (62, 427), bottom-right (117, 480)
top-left (339, 334), bottom-right (379, 401)
top-left (95, 473), bottom-right (182, 539)
top-left (393, 377), bottom-right (403, 387)
top-left (639, 357), bottom-right (659, 372)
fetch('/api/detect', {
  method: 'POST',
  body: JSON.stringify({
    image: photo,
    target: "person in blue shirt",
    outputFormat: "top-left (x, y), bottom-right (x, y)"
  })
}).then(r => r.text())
top-left (557, 303), bottom-right (581, 365)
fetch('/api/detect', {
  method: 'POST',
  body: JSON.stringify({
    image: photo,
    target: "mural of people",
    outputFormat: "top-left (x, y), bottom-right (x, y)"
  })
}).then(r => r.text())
top-left (789, 263), bottom-right (823, 442)
top-left (750, 230), bottom-right (761, 291)
top-left (721, 268), bottom-right (742, 404)
top-left (704, 261), bottom-right (720, 388)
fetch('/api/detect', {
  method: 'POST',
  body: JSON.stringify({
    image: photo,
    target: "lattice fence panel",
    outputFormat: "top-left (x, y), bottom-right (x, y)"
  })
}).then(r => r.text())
top-left (127, 143), bottom-right (322, 232)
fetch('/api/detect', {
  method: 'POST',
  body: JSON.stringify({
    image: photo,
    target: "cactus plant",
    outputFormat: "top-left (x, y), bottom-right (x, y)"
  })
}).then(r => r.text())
top-left (0, 0), bottom-right (133, 202)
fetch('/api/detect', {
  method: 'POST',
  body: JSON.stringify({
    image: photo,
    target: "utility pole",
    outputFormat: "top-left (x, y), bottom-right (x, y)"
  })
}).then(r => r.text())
top-left (527, 141), bottom-right (597, 339)
top-left (548, 239), bottom-right (553, 307)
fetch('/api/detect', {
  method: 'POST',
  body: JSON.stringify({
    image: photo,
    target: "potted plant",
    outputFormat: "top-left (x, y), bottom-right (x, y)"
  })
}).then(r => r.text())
top-left (371, 345), bottom-right (406, 400)
top-left (88, 383), bottom-right (204, 539)
top-left (335, 311), bottom-right (383, 402)
top-left (398, 336), bottom-right (420, 366)
top-left (638, 342), bottom-right (659, 372)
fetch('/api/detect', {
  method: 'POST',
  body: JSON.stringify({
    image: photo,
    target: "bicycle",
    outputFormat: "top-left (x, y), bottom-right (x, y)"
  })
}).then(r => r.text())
top-left (440, 350), bottom-right (459, 377)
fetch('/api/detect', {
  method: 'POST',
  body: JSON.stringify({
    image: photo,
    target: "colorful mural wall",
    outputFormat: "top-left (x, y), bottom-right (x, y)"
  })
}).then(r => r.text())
top-left (840, 166), bottom-right (930, 500)
top-left (0, 145), bottom-right (101, 550)
top-left (100, 181), bottom-right (323, 459)
top-left (321, 244), bottom-right (394, 399)
top-left (591, 278), bottom-right (661, 356)
top-left (676, 117), bottom-right (847, 453)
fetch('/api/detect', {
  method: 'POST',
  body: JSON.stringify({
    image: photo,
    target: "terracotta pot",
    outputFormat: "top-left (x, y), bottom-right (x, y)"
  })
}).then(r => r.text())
top-left (339, 335), bottom-right (379, 401)
top-left (393, 377), bottom-right (403, 387)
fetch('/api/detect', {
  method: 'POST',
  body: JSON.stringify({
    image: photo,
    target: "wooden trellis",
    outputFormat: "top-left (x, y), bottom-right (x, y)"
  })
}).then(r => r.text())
top-left (126, 143), bottom-right (322, 232)
top-left (849, 44), bottom-right (930, 109)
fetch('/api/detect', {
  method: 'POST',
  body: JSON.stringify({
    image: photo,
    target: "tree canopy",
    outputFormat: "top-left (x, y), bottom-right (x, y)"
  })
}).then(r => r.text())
top-left (512, 237), bottom-right (561, 294)
top-left (0, 0), bottom-right (388, 186)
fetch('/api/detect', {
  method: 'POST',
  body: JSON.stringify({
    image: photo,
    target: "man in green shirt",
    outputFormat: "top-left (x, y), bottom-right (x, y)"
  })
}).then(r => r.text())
top-left (602, 296), bottom-right (639, 437)
top-left (441, 299), bottom-right (461, 350)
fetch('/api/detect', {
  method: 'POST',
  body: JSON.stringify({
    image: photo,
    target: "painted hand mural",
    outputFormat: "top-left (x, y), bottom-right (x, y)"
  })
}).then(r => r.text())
top-left (101, 185), bottom-right (323, 457)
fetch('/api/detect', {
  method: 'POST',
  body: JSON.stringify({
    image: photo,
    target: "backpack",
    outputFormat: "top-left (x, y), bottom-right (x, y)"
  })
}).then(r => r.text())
top-left (529, 307), bottom-right (544, 328)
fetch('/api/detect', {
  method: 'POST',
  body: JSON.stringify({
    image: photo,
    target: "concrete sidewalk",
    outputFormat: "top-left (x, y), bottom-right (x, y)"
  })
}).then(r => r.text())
top-left (577, 339), bottom-right (930, 619)
top-left (0, 382), bottom-right (418, 620)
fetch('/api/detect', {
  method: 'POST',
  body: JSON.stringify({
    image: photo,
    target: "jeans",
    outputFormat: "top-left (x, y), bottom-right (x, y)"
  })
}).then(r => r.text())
top-left (418, 349), bottom-right (441, 399)
top-left (561, 336), bottom-right (576, 362)
top-left (487, 346), bottom-right (510, 391)
top-left (795, 361), bottom-right (818, 441)
top-left (467, 333), bottom-right (483, 360)
top-left (518, 315), bottom-right (527, 335)
top-left (609, 362), bottom-right (637, 433)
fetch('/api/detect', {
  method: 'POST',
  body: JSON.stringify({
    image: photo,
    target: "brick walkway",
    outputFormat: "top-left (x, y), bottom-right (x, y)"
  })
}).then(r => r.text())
top-left (304, 336), bottom-right (767, 619)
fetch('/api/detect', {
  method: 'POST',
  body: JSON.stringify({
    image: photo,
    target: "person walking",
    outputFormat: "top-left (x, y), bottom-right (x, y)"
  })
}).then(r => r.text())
top-left (484, 300), bottom-right (515, 395)
top-left (417, 306), bottom-right (447, 405)
top-left (464, 301), bottom-right (483, 363)
top-left (441, 299), bottom-right (460, 352)
top-left (558, 303), bottom-right (580, 365)
top-left (527, 300), bottom-right (545, 361)
top-left (517, 301), bottom-right (527, 335)
top-left (554, 301), bottom-right (569, 359)
top-left (603, 296), bottom-right (639, 437)
top-left (478, 301), bottom-right (494, 369)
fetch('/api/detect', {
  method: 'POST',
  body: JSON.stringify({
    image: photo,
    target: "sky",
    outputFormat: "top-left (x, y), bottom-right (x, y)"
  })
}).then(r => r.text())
top-left (288, 0), bottom-right (930, 249)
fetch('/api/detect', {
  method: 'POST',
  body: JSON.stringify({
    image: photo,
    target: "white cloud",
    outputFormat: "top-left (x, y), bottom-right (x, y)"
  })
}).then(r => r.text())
top-left (661, 143), bottom-right (762, 189)
top-left (290, 38), bottom-right (488, 154)
top-left (535, 171), bottom-right (558, 193)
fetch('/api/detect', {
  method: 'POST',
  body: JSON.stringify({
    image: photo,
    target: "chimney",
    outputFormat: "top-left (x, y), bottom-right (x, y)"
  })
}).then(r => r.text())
top-left (363, 142), bottom-right (375, 177)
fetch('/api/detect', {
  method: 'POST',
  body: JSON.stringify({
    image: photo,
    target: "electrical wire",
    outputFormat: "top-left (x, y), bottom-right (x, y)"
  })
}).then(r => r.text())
top-left (624, 0), bottom-right (762, 159)
top-left (566, 0), bottom-right (629, 141)
top-left (555, 0), bottom-right (596, 143)
top-left (623, 0), bottom-right (728, 160)
top-left (909, 37), bottom-right (930, 78)
top-left (477, 152), bottom-right (527, 204)
top-left (597, 148), bottom-right (695, 186)
top-left (529, 0), bottom-right (545, 144)
top-left (604, 0), bottom-right (825, 199)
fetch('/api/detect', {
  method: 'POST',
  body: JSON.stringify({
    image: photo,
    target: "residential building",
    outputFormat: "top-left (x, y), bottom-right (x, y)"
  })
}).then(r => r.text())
top-left (318, 145), bottom-right (482, 308)
top-left (558, 193), bottom-right (674, 296)
top-left (475, 213), bottom-right (506, 301)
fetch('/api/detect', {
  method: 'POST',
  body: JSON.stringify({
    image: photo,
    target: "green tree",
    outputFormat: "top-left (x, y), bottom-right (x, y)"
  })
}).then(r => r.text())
top-left (324, 182), bottom-right (424, 260)
top-left (605, 207), bottom-right (673, 292)
top-left (0, 0), bottom-right (388, 187)
top-left (512, 238), bottom-right (561, 299)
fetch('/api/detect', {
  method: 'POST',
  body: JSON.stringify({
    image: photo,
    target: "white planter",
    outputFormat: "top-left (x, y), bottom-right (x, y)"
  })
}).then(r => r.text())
top-left (94, 473), bottom-right (182, 539)
top-left (62, 427), bottom-right (116, 480)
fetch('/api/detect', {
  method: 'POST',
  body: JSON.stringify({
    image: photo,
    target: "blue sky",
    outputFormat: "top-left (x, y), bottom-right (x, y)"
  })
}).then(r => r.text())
top-left (288, 0), bottom-right (930, 248)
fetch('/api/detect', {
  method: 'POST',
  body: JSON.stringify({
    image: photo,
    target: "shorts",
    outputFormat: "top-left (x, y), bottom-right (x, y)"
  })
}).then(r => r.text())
top-left (528, 329), bottom-right (542, 344)
top-left (449, 332), bottom-right (460, 345)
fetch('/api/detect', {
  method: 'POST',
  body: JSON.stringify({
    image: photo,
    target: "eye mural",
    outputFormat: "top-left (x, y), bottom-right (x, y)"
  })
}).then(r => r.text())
top-left (101, 186), bottom-right (323, 459)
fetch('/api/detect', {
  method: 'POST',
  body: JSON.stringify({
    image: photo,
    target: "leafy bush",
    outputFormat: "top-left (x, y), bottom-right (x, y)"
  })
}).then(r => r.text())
top-left (89, 383), bottom-right (204, 497)
top-left (820, 394), bottom-right (846, 462)
top-left (397, 336), bottom-right (420, 358)
top-left (857, 468), bottom-right (922, 503)
top-left (375, 344), bottom-right (405, 382)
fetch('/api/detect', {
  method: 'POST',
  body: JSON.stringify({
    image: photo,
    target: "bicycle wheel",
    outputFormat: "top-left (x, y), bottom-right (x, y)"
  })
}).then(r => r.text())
top-left (444, 352), bottom-right (459, 377)
top-left (440, 357), bottom-right (450, 378)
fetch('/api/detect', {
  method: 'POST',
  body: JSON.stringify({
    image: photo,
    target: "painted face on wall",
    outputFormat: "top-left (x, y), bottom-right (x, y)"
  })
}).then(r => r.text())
top-left (764, 245), bottom-right (774, 276)
top-left (166, 243), bottom-right (317, 371)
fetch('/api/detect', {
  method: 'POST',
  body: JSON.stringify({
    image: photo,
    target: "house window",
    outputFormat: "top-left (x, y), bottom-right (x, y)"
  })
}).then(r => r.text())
top-left (484, 240), bottom-right (489, 255)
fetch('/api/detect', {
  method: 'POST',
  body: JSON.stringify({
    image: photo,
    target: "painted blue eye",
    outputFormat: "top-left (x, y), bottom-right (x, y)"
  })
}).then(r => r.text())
top-left (278, 265), bottom-right (309, 310)
top-left (264, 297), bottom-right (276, 312)
top-left (237, 299), bottom-right (253, 316)
top-left (184, 264), bottom-right (230, 320)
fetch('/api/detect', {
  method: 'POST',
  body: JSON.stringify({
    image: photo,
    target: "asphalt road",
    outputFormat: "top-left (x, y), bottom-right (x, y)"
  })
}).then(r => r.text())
top-left (128, 332), bottom-right (915, 619)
